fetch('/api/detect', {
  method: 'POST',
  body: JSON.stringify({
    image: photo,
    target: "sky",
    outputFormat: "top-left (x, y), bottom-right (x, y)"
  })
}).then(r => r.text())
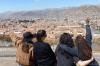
top-left (0, 0), bottom-right (100, 13)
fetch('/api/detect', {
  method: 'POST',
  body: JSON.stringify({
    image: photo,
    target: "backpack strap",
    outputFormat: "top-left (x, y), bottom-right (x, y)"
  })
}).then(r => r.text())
top-left (29, 47), bottom-right (34, 58)
top-left (29, 46), bottom-right (34, 65)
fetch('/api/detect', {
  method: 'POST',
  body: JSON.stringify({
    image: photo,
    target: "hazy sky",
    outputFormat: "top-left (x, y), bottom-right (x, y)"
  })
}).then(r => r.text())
top-left (0, 0), bottom-right (100, 13)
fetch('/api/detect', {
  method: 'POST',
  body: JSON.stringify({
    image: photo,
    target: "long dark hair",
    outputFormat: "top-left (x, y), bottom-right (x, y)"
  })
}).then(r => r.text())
top-left (75, 35), bottom-right (92, 60)
top-left (22, 32), bottom-right (34, 53)
top-left (55, 33), bottom-right (74, 58)
top-left (59, 33), bottom-right (74, 47)
top-left (75, 35), bottom-right (86, 46)
top-left (36, 30), bottom-right (47, 42)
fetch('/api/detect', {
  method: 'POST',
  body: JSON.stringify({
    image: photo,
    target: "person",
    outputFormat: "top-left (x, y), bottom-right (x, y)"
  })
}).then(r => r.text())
top-left (15, 32), bottom-right (35, 66)
top-left (75, 18), bottom-right (99, 66)
top-left (59, 18), bottom-right (99, 66)
top-left (55, 33), bottom-right (76, 66)
top-left (34, 30), bottom-right (57, 66)
top-left (55, 33), bottom-right (94, 66)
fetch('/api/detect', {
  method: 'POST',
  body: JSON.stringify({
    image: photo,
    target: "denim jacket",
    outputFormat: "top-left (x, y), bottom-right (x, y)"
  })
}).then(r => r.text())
top-left (85, 25), bottom-right (92, 47)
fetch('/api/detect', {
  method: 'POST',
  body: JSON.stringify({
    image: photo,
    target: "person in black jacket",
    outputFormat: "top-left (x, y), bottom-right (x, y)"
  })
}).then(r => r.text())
top-left (34, 30), bottom-right (57, 66)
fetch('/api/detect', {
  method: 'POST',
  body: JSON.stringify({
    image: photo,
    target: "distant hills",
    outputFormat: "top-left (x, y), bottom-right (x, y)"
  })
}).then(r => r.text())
top-left (0, 5), bottom-right (100, 20)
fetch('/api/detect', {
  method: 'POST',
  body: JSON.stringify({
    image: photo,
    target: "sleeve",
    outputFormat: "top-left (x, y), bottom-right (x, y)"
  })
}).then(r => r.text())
top-left (60, 45), bottom-right (78, 57)
top-left (85, 25), bottom-right (92, 47)
top-left (73, 57), bottom-right (80, 63)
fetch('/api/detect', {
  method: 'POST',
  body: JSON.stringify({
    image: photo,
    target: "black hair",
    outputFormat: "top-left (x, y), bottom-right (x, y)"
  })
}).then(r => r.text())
top-left (59, 33), bottom-right (74, 47)
top-left (36, 30), bottom-right (47, 42)
top-left (22, 32), bottom-right (34, 53)
top-left (23, 32), bottom-right (34, 43)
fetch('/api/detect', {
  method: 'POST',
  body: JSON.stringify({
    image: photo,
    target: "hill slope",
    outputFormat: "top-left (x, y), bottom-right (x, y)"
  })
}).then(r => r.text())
top-left (0, 5), bottom-right (100, 20)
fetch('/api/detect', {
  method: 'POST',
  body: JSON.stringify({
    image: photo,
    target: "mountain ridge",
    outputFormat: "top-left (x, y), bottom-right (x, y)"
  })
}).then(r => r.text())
top-left (0, 5), bottom-right (100, 20)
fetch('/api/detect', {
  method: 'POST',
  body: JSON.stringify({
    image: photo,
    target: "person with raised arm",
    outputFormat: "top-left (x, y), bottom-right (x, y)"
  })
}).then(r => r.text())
top-left (56, 18), bottom-right (99, 66)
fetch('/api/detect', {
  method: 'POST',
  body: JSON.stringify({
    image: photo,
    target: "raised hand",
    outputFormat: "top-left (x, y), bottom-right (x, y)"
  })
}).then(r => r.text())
top-left (85, 18), bottom-right (90, 25)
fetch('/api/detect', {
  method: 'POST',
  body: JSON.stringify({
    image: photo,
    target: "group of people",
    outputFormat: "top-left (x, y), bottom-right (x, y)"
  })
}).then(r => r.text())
top-left (15, 19), bottom-right (99, 66)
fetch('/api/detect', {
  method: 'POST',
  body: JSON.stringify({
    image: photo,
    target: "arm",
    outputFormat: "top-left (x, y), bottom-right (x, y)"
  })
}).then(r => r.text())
top-left (85, 19), bottom-right (92, 47)
top-left (76, 57), bottom-right (94, 66)
top-left (60, 44), bottom-right (78, 57)
top-left (59, 45), bottom-right (80, 63)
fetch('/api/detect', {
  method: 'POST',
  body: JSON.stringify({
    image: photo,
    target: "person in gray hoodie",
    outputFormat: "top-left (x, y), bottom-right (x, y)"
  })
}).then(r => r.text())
top-left (55, 33), bottom-right (76, 66)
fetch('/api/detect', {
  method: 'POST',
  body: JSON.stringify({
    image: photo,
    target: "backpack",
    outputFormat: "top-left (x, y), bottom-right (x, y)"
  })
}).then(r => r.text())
top-left (16, 40), bottom-right (34, 66)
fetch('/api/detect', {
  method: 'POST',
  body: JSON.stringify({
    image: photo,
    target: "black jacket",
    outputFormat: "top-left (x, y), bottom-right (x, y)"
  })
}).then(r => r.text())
top-left (34, 42), bottom-right (56, 66)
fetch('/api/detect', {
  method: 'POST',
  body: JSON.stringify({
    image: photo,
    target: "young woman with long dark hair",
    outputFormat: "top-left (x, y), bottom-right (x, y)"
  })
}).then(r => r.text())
top-left (55, 33), bottom-right (76, 66)
top-left (75, 19), bottom-right (99, 66)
